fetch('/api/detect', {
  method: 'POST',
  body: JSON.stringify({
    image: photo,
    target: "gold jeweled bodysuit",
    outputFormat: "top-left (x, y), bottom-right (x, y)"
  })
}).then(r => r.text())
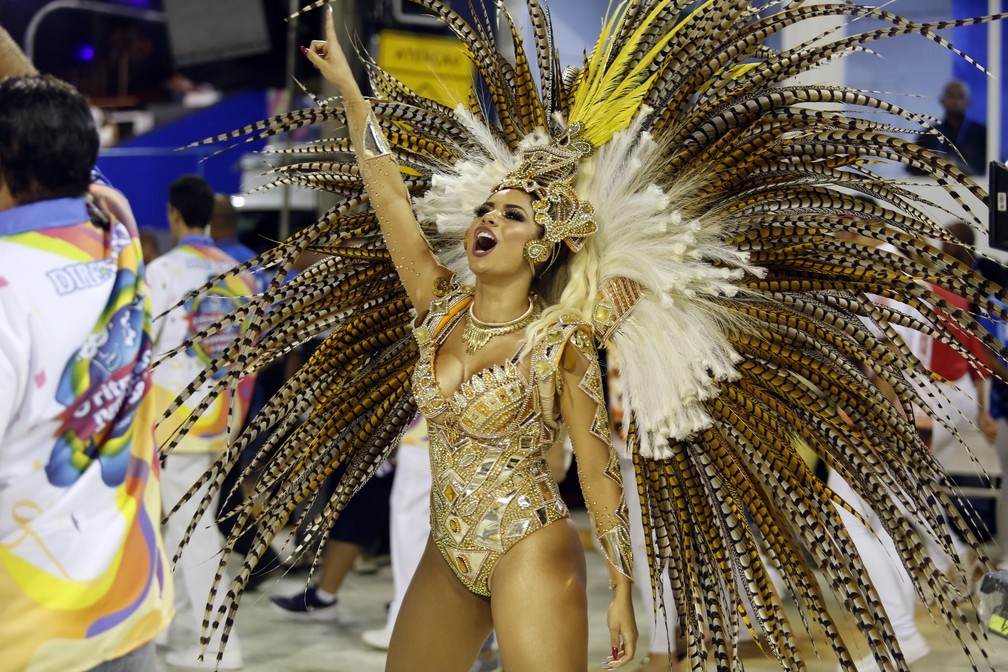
top-left (412, 287), bottom-right (577, 596)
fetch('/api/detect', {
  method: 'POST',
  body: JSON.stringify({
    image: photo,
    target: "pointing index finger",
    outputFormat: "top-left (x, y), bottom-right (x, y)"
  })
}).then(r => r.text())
top-left (325, 3), bottom-right (336, 43)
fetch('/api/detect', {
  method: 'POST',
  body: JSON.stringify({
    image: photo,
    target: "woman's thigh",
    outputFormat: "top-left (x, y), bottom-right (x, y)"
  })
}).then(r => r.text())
top-left (489, 519), bottom-right (589, 672)
top-left (385, 537), bottom-right (493, 672)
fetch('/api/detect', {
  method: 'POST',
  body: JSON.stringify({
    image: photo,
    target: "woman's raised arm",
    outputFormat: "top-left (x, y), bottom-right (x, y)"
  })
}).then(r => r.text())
top-left (304, 7), bottom-right (451, 314)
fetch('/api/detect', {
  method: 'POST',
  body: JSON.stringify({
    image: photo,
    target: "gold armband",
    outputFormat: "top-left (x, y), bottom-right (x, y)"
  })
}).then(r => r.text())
top-left (362, 112), bottom-right (392, 160)
top-left (599, 523), bottom-right (633, 583)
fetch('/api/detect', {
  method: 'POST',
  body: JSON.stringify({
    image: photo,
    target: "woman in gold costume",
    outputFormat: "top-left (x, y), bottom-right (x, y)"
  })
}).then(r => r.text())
top-left (166, 2), bottom-right (1008, 671)
top-left (301, 8), bottom-right (637, 671)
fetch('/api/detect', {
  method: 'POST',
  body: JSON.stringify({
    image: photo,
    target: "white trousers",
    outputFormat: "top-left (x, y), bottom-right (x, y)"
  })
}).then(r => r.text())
top-left (385, 442), bottom-right (433, 632)
top-left (828, 470), bottom-right (919, 641)
top-left (160, 452), bottom-right (242, 656)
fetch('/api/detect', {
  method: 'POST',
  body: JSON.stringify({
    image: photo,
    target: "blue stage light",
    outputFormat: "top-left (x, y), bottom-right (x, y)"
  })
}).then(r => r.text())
top-left (76, 43), bottom-right (96, 62)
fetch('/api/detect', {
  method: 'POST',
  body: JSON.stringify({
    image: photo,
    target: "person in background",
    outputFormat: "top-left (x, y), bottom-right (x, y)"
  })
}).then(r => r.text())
top-left (822, 211), bottom-right (933, 672)
top-left (910, 80), bottom-right (987, 175)
top-left (138, 227), bottom-right (162, 265)
top-left (209, 194), bottom-right (255, 265)
top-left (205, 192), bottom-right (285, 586)
top-left (890, 222), bottom-right (995, 584)
top-left (916, 222), bottom-right (996, 468)
top-left (0, 74), bottom-right (173, 672)
top-left (148, 175), bottom-right (256, 671)
top-left (268, 461), bottom-right (393, 621)
top-left (827, 453), bottom-right (931, 672)
top-left (977, 303), bottom-right (1008, 572)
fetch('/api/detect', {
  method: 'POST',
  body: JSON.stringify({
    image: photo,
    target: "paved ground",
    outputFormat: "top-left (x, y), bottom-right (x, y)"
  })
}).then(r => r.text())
top-left (155, 514), bottom-right (1008, 672)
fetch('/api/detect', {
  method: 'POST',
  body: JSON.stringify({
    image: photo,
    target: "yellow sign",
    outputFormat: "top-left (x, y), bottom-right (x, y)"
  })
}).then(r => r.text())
top-left (991, 612), bottom-right (1008, 639)
top-left (377, 30), bottom-right (474, 108)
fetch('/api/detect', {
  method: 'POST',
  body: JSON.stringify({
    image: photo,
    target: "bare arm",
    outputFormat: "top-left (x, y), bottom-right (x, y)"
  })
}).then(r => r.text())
top-left (0, 28), bottom-right (36, 78)
top-left (557, 333), bottom-right (637, 669)
top-left (304, 8), bottom-right (450, 314)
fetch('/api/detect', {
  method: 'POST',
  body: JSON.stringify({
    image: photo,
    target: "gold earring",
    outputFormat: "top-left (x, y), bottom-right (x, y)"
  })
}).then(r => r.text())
top-left (523, 239), bottom-right (551, 265)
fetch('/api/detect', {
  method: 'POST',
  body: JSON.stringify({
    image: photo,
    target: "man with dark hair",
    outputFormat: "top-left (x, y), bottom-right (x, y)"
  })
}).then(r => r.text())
top-left (167, 175), bottom-right (215, 237)
top-left (0, 76), bottom-right (97, 204)
top-left (0, 75), bottom-right (173, 672)
top-left (148, 175), bottom-right (255, 670)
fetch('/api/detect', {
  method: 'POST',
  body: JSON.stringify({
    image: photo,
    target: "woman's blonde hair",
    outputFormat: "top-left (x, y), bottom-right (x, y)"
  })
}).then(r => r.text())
top-left (522, 233), bottom-right (599, 357)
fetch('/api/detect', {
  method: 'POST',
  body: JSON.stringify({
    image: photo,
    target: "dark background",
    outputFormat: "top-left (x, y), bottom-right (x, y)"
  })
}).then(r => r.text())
top-left (2, 0), bottom-right (306, 101)
top-left (0, 1), bottom-right (476, 102)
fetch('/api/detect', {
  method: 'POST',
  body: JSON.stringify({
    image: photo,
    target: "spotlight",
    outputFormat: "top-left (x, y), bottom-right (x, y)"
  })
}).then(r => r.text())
top-left (76, 43), bottom-right (95, 62)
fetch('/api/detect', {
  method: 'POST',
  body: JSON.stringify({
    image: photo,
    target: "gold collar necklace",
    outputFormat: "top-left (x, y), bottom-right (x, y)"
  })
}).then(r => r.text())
top-left (462, 297), bottom-right (538, 353)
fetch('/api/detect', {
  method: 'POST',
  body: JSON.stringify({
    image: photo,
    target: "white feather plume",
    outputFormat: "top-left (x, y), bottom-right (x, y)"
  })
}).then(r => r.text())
top-left (414, 107), bottom-right (521, 284)
top-left (579, 112), bottom-right (757, 458)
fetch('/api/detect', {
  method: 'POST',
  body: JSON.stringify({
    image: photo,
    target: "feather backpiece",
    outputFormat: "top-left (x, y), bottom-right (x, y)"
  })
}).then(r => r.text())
top-left (168, 1), bottom-right (1008, 669)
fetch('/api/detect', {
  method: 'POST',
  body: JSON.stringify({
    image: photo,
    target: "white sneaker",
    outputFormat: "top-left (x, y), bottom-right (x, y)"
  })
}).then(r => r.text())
top-left (837, 632), bottom-right (929, 672)
top-left (164, 645), bottom-right (243, 671)
top-left (361, 627), bottom-right (392, 650)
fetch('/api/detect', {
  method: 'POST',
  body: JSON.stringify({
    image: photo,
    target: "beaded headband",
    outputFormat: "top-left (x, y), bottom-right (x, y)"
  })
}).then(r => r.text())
top-left (495, 123), bottom-right (598, 258)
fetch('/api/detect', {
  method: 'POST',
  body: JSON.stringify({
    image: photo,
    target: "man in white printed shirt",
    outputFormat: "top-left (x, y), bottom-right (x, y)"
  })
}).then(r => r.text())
top-left (0, 74), bottom-right (173, 672)
top-left (147, 175), bottom-right (255, 671)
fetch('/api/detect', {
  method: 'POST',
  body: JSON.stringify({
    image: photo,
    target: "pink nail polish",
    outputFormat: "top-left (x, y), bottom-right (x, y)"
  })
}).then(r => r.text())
top-left (300, 46), bottom-right (309, 56)
top-left (612, 646), bottom-right (619, 659)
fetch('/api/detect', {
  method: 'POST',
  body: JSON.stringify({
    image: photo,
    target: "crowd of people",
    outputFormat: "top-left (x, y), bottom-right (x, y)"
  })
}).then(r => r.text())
top-left (3, 4), bottom-right (1008, 672)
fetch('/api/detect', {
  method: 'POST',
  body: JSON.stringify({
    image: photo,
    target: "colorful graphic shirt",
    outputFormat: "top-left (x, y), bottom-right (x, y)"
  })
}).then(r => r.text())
top-left (146, 235), bottom-right (255, 452)
top-left (0, 197), bottom-right (173, 672)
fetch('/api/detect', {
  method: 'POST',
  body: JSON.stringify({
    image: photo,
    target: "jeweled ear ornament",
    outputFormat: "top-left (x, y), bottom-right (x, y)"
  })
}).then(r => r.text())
top-left (523, 239), bottom-right (551, 265)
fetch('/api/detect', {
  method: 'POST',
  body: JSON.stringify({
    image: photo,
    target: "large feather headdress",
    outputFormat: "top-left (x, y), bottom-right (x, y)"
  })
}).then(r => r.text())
top-left (166, 1), bottom-right (1008, 670)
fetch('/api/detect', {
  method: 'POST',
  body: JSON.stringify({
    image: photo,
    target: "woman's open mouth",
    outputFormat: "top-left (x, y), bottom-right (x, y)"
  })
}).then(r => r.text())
top-left (472, 227), bottom-right (497, 256)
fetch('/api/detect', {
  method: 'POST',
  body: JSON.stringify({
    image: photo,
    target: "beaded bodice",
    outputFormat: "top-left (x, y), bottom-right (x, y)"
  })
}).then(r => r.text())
top-left (412, 288), bottom-right (569, 596)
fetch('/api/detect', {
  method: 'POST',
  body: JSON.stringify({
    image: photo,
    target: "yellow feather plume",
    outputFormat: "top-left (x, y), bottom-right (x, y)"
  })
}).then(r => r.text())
top-left (569, 0), bottom-right (717, 146)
